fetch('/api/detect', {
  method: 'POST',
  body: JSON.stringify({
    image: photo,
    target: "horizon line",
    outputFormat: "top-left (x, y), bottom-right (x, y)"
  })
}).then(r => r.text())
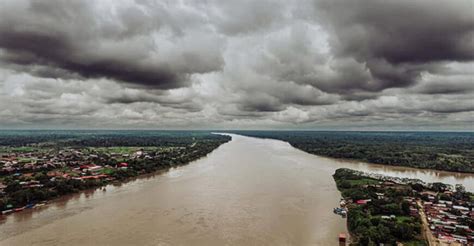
top-left (0, 129), bottom-right (473, 133)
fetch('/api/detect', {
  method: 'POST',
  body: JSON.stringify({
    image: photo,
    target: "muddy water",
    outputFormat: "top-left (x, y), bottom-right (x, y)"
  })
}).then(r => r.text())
top-left (1, 134), bottom-right (473, 246)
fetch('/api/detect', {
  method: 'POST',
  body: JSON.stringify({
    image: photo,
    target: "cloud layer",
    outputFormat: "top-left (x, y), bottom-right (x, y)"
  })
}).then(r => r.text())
top-left (0, 0), bottom-right (473, 130)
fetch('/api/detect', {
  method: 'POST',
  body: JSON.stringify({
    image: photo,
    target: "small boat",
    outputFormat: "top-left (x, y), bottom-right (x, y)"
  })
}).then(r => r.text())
top-left (25, 203), bottom-right (36, 209)
top-left (1, 209), bottom-right (13, 215)
top-left (341, 210), bottom-right (347, 218)
top-left (333, 207), bottom-right (347, 217)
top-left (14, 207), bottom-right (24, 212)
top-left (339, 233), bottom-right (347, 243)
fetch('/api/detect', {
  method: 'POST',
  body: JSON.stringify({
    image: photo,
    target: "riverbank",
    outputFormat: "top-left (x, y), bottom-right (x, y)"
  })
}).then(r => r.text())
top-left (332, 168), bottom-right (474, 245)
top-left (0, 133), bottom-right (348, 245)
top-left (2, 134), bottom-right (474, 245)
top-left (0, 134), bottom-right (231, 215)
top-left (230, 131), bottom-right (474, 173)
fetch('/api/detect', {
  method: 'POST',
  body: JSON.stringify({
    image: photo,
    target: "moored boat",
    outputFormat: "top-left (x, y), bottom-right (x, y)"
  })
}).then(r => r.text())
top-left (25, 203), bottom-right (36, 209)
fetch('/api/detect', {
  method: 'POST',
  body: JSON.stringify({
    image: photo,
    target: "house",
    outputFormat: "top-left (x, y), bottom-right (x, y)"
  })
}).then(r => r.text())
top-left (452, 205), bottom-right (469, 211)
top-left (356, 199), bottom-right (371, 205)
top-left (375, 192), bottom-right (385, 199)
top-left (409, 208), bottom-right (419, 217)
top-left (47, 171), bottom-right (64, 177)
top-left (81, 164), bottom-right (103, 173)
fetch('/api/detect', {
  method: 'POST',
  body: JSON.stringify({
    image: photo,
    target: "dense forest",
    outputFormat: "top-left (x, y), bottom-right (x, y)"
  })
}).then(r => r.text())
top-left (0, 130), bottom-right (227, 147)
top-left (232, 131), bottom-right (474, 173)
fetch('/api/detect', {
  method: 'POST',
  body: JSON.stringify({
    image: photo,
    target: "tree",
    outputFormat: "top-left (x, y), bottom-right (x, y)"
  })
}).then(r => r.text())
top-left (401, 201), bottom-right (411, 215)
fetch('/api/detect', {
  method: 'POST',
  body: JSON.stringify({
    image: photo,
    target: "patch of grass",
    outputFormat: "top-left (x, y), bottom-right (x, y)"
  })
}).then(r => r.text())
top-left (10, 146), bottom-right (37, 152)
top-left (395, 216), bottom-right (413, 223)
top-left (89, 146), bottom-right (136, 154)
top-left (88, 146), bottom-right (161, 154)
top-left (403, 240), bottom-right (427, 246)
top-left (101, 168), bottom-right (116, 175)
top-left (17, 157), bottom-right (35, 163)
top-left (371, 215), bottom-right (414, 223)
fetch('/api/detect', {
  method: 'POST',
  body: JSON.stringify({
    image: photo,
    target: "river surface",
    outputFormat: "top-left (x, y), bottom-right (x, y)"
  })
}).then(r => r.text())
top-left (1, 134), bottom-right (474, 246)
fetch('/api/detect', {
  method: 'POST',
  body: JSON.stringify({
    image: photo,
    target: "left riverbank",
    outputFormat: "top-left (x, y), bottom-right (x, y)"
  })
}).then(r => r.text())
top-left (0, 132), bottom-right (231, 215)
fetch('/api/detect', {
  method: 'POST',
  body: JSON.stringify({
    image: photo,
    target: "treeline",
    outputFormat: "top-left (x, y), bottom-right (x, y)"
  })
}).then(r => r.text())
top-left (0, 130), bottom-right (227, 147)
top-left (232, 131), bottom-right (474, 173)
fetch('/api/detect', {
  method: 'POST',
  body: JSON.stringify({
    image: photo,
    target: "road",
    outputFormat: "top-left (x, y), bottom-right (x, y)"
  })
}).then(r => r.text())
top-left (416, 200), bottom-right (462, 246)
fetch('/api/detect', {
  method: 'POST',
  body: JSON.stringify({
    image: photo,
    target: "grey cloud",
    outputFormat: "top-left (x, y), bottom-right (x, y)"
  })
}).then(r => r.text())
top-left (208, 0), bottom-right (287, 35)
top-left (0, 0), bottom-right (472, 130)
top-left (314, 0), bottom-right (474, 91)
top-left (238, 93), bottom-right (285, 112)
top-left (415, 79), bottom-right (474, 95)
top-left (0, 0), bottom-right (224, 89)
top-left (411, 63), bottom-right (474, 95)
top-left (316, 0), bottom-right (474, 62)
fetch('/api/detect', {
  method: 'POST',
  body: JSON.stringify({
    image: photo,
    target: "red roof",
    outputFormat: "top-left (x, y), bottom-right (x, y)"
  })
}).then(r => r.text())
top-left (356, 200), bottom-right (368, 204)
top-left (80, 164), bottom-right (96, 169)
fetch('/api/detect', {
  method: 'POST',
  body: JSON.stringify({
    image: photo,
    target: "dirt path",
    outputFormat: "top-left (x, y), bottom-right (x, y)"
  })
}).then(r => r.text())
top-left (417, 200), bottom-right (441, 246)
top-left (416, 201), bottom-right (463, 246)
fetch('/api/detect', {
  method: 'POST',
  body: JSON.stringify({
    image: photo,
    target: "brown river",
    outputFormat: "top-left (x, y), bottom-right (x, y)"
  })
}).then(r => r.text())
top-left (1, 134), bottom-right (474, 246)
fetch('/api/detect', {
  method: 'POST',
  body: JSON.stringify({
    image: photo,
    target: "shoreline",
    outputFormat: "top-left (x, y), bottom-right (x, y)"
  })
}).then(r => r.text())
top-left (288, 142), bottom-right (474, 175)
top-left (225, 133), bottom-right (474, 177)
top-left (233, 133), bottom-right (474, 177)
top-left (0, 139), bottom-right (231, 217)
top-left (226, 132), bottom-right (474, 174)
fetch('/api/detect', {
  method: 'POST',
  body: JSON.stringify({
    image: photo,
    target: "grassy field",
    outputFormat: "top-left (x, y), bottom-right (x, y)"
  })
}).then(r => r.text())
top-left (403, 240), bottom-right (428, 246)
top-left (86, 146), bottom-right (162, 154)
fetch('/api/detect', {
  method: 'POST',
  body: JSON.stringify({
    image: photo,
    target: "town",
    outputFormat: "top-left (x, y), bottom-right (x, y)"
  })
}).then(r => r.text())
top-left (0, 133), bottom-right (231, 215)
top-left (333, 168), bottom-right (474, 245)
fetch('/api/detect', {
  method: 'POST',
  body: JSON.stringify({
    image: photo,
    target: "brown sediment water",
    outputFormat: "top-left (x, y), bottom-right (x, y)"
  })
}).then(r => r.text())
top-left (1, 134), bottom-right (473, 246)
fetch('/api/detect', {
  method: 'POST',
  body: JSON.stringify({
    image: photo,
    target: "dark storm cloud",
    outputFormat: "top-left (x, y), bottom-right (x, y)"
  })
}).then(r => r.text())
top-left (0, 0), bottom-right (472, 130)
top-left (314, 0), bottom-right (474, 91)
top-left (416, 80), bottom-right (474, 95)
top-left (238, 96), bottom-right (286, 112)
top-left (0, 0), bottom-right (223, 89)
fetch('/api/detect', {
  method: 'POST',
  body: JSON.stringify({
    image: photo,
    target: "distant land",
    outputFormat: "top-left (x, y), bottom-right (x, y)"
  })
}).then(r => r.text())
top-left (231, 131), bottom-right (474, 173)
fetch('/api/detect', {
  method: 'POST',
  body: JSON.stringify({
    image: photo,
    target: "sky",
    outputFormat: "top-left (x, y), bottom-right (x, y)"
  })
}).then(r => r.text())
top-left (0, 0), bottom-right (473, 130)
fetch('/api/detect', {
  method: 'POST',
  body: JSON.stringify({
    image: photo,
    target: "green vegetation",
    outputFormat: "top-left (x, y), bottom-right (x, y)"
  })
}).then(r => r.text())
top-left (333, 168), bottom-right (425, 245)
top-left (232, 131), bottom-right (474, 173)
top-left (403, 240), bottom-right (428, 246)
top-left (0, 131), bottom-right (231, 211)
